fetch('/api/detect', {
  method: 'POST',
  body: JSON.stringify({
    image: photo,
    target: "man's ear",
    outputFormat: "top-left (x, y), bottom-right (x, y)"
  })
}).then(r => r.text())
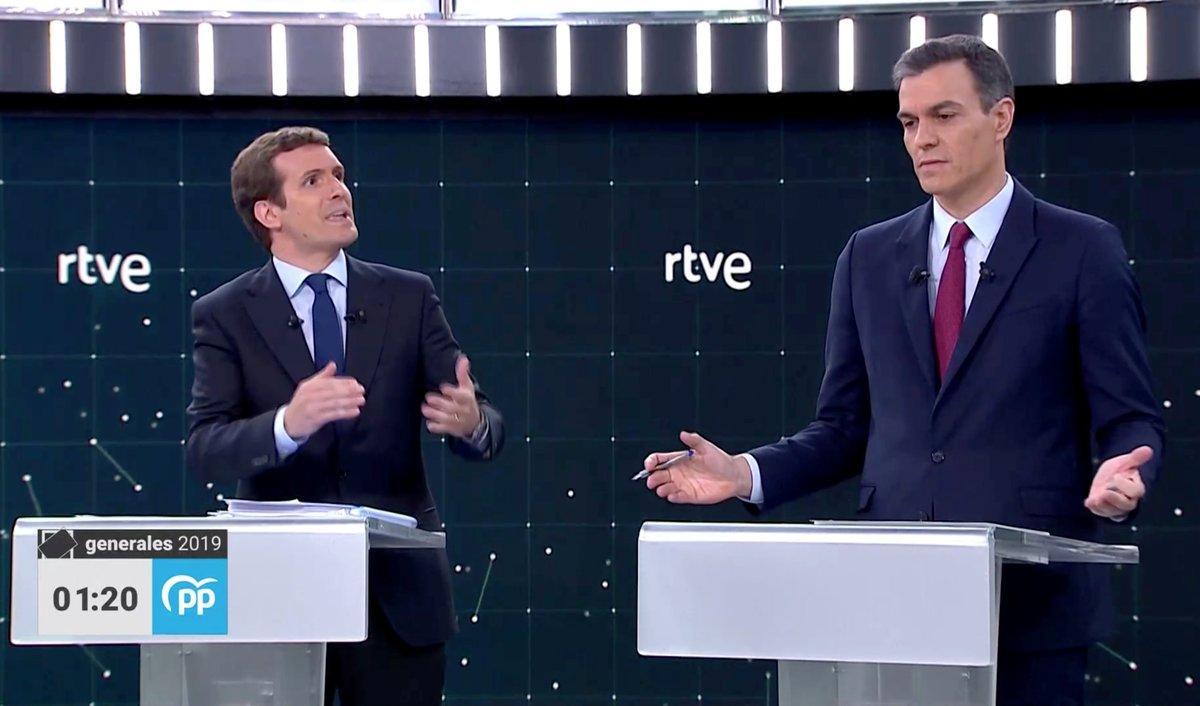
top-left (253, 199), bottom-right (280, 232)
top-left (993, 97), bottom-right (1015, 144)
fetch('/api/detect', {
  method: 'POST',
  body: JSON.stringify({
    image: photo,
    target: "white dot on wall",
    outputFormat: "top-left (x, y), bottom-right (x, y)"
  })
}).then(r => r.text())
top-left (1163, 400), bottom-right (1173, 408)
top-left (1194, 389), bottom-right (1200, 397)
top-left (470, 614), bottom-right (478, 623)
top-left (80, 410), bottom-right (88, 419)
top-left (37, 386), bottom-right (45, 394)
top-left (1174, 508), bottom-right (1183, 516)
top-left (121, 414), bottom-right (130, 423)
top-left (216, 493), bottom-right (224, 501)
top-left (94, 324), bottom-right (102, 331)
top-left (601, 580), bottom-right (609, 589)
top-left (454, 564), bottom-right (462, 573)
top-left (1185, 675), bottom-right (1194, 686)
top-left (112, 386), bottom-right (120, 393)
top-left (489, 553), bottom-right (497, 561)
top-left (102, 670), bottom-right (111, 679)
top-left (63, 380), bottom-right (73, 388)
top-left (1129, 661), bottom-right (1138, 671)
top-left (460, 657), bottom-right (469, 666)
top-left (90, 354), bottom-right (97, 360)
top-left (112, 475), bottom-right (120, 482)
top-left (544, 547), bottom-right (552, 555)
top-left (190, 289), bottom-right (198, 297)
top-left (133, 484), bottom-right (143, 492)
top-left (142, 318), bottom-right (152, 326)
top-left (155, 411), bottom-right (164, 419)
top-left (21, 474), bottom-right (31, 482)
top-left (206, 483), bottom-right (213, 489)
top-left (89, 438), bottom-right (98, 446)
top-left (567, 489), bottom-right (574, 498)
top-left (552, 682), bottom-right (560, 690)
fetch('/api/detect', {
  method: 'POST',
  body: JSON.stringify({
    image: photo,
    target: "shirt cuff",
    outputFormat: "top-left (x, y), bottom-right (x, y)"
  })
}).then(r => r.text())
top-left (273, 405), bottom-right (305, 461)
top-left (737, 453), bottom-right (764, 506)
top-left (466, 412), bottom-right (491, 450)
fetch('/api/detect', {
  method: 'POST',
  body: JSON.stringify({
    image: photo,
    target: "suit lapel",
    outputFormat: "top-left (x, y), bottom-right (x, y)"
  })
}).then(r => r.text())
top-left (935, 180), bottom-right (1039, 407)
top-left (343, 254), bottom-right (392, 396)
top-left (243, 262), bottom-right (316, 386)
top-left (896, 201), bottom-right (940, 396)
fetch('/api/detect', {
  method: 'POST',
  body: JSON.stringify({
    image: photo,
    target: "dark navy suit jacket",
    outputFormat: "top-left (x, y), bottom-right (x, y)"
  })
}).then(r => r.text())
top-left (750, 180), bottom-right (1164, 650)
top-left (186, 254), bottom-right (504, 647)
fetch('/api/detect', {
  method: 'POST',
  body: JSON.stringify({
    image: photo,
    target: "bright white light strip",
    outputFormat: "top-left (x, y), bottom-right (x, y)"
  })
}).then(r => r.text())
top-left (121, 0), bottom-right (436, 15)
top-left (49, 20), bottom-right (66, 94)
top-left (1129, 6), bottom-right (1147, 82)
top-left (838, 18), bottom-right (854, 92)
top-left (198, 22), bottom-right (214, 96)
top-left (1055, 10), bottom-right (1071, 85)
top-left (909, 16), bottom-right (925, 49)
top-left (414, 24), bottom-right (431, 97)
top-left (627, 23), bottom-right (642, 96)
top-left (124, 22), bottom-right (141, 95)
top-left (785, 0), bottom-right (996, 7)
top-left (696, 21), bottom-right (711, 95)
top-left (271, 23), bottom-right (287, 96)
top-left (485, 24), bottom-right (501, 97)
top-left (454, 0), bottom-right (760, 16)
top-left (766, 19), bottom-right (782, 93)
top-left (343, 25), bottom-right (359, 97)
top-left (982, 13), bottom-right (999, 51)
top-left (555, 23), bottom-right (571, 96)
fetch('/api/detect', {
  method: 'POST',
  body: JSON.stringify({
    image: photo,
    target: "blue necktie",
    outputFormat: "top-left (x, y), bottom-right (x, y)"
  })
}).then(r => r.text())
top-left (305, 273), bottom-right (345, 374)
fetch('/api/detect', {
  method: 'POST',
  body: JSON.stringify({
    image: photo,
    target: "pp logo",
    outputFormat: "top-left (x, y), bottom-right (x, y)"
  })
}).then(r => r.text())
top-left (152, 559), bottom-right (228, 635)
top-left (161, 575), bottom-right (217, 616)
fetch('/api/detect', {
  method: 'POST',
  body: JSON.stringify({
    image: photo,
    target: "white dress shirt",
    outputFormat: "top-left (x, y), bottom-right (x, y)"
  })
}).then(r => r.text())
top-left (740, 175), bottom-right (1015, 505)
top-left (271, 251), bottom-right (349, 460)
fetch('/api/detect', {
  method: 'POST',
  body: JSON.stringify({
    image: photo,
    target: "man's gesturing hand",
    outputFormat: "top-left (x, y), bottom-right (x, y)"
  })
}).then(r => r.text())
top-left (1085, 445), bottom-right (1152, 518)
top-left (643, 431), bottom-right (752, 505)
top-left (282, 362), bottom-right (366, 439)
top-left (422, 355), bottom-right (482, 439)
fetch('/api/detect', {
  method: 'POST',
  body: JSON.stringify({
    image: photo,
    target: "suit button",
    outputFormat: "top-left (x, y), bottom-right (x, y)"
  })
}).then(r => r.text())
top-left (931, 451), bottom-right (945, 464)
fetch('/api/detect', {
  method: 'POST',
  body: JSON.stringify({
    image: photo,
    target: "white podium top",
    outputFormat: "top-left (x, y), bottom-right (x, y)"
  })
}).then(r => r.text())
top-left (637, 521), bottom-right (1137, 667)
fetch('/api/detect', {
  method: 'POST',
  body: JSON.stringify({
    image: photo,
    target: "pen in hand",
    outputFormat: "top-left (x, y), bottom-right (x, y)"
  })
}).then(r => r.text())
top-left (631, 449), bottom-right (694, 482)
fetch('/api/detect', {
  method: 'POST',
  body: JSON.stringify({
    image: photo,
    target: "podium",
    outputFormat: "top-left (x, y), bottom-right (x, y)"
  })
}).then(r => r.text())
top-left (637, 521), bottom-right (1138, 706)
top-left (9, 511), bottom-right (443, 706)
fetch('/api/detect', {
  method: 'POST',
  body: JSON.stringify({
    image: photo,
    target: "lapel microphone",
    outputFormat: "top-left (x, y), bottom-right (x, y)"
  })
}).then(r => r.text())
top-left (979, 262), bottom-right (997, 282)
top-left (908, 266), bottom-right (930, 285)
top-left (344, 309), bottom-right (367, 325)
top-left (286, 314), bottom-right (303, 329)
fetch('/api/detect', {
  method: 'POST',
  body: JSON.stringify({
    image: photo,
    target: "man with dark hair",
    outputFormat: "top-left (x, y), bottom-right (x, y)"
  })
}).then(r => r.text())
top-left (187, 126), bottom-right (505, 706)
top-left (641, 35), bottom-right (1163, 704)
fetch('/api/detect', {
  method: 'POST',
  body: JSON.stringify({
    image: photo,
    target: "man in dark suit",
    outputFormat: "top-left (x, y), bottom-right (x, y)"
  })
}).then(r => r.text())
top-left (186, 126), bottom-right (504, 706)
top-left (641, 35), bottom-right (1164, 705)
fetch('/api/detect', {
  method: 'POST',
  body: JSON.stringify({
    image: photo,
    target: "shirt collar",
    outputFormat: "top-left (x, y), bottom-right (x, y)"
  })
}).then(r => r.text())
top-left (272, 250), bottom-right (348, 299)
top-left (931, 173), bottom-right (1013, 251)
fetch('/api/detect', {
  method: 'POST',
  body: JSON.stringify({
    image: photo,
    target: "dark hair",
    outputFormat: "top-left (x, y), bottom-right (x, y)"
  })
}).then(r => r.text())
top-left (892, 34), bottom-right (1014, 113)
top-left (231, 126), bottom-right (331, 251)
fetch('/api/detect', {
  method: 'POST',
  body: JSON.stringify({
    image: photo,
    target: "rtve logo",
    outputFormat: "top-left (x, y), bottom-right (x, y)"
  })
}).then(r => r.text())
top-left (56, 245), bottom-right (152, 293)
top-left (160, 574), bottom-right (218, 616)
top-left (664, 244), bottom-right (752, 291)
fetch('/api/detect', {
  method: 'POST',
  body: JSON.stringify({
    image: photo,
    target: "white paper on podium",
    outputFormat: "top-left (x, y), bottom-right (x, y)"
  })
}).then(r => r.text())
top-left (218, 499), bottom-right (417, 528)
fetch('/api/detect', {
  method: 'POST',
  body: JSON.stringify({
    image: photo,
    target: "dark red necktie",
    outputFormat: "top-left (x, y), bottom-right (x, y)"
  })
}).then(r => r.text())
top-left (933, 221), bottom-right (973, 383)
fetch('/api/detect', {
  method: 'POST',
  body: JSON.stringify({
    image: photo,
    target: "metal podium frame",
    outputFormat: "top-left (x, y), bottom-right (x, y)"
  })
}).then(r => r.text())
top-left (10, 512), bottom-right (444, 705)
top-left (637, 521), bottom-right (1138, 706)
